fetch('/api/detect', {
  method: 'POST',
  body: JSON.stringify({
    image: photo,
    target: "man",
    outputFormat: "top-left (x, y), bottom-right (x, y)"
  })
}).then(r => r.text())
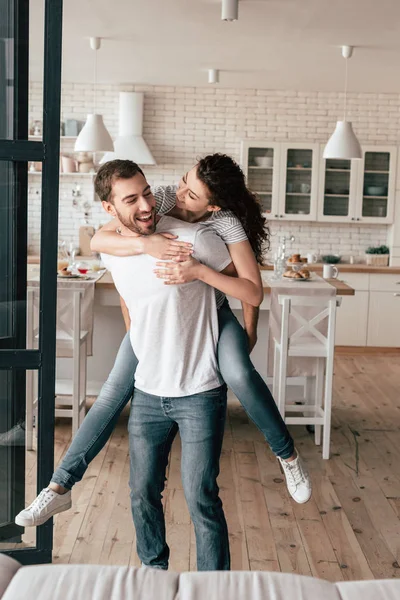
top-left (97, 160), bottom-right (233, 571)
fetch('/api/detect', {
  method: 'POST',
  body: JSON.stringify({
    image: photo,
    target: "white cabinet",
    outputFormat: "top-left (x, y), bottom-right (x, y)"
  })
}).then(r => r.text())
top-left (241, 141), bottom-right (319, 222)
top-left (278, 143), bottom-right (319, 221)
top-left (335, 293), bottom-right (369, 346)
top-left (335, 273), bottom-right (369, 346)
top-left (240, 141), bottom-right (281, 218)
top-left (367, 291), bottom-right (400, 347)
top-left (356, 146), bottom-right (397, 224)
top-left (317, 145), bottom-right (397, 224)
top-left (317, 156), bottom-right (360, 223)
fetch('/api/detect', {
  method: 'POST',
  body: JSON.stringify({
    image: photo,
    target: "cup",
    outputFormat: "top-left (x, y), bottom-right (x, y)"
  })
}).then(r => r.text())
top-left (61, 155), bottom-right (77, 173)
top-left (307, 253), bottom-right (317, 264)
top-left (323, 264), bottom-right (338, 279)
top-left (286, 182), bottom-right (294, 193)
top-left (300, 183), bottom-right (311, 193)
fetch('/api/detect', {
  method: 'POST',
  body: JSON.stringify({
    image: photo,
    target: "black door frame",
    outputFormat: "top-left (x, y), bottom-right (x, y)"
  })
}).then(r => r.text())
top-left (0, 0), bottom-right (63, 564)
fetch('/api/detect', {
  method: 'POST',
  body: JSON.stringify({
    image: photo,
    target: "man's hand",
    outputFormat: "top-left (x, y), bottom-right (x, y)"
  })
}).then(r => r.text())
top-left (154, 256), bottom-right (202, 284)
top-left (142, 233), bottom-right (193, 260)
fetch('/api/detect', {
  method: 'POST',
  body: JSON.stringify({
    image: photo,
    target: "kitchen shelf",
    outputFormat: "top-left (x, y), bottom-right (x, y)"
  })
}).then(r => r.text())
top-left (252, 191), bottom-right (272, 195)
top-left (363, 195), bottom-right (388, 199)
top-left (285, 192), bottom-right (310, 196)
top-left (28, 171), bottom-right (96, 176)
top-left (286, 167), bottom-right (312, 171)
top-left (364, 170), bottom-right (389, 174)
top-left (249, 166), bottom-right (273, 170)
top-left (28, 135), bottom-right (78, 140)
top-left (325, 169), bottom-right (351, 173)
top-left (324, 194), bottom-right (349, 198)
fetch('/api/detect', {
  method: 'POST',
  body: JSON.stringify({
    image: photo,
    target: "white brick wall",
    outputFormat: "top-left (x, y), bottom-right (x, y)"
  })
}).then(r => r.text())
top-left (28, 82), bottom-right (398, 259)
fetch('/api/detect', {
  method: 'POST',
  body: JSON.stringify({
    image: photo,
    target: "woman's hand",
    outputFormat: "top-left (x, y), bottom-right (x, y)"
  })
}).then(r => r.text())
top-left (143, 233), bottom-right (193, 260)
top-left (246, 330), bottom-right (258, 353)
top-left (154, 256), bottom-right (202, 285)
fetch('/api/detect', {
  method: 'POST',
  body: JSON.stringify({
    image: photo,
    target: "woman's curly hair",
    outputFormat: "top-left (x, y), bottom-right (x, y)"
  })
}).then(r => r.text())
top-left (196, 153), bottom-right (270, 264)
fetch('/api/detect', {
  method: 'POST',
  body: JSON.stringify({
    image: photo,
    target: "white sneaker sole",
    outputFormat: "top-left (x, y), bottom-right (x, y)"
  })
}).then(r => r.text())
top-left (15, 498), bottom-right (72, 527)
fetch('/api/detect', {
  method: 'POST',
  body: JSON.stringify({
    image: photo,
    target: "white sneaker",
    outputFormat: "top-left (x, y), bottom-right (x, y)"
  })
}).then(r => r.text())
top-left (15, 488), bottom-right (72, 527)
top-left (278, 452), bottom-right (312, 504)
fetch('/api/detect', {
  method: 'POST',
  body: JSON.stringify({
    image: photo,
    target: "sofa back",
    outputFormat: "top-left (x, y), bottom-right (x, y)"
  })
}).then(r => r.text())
top-left (1, 555), bottom-right (400, 600)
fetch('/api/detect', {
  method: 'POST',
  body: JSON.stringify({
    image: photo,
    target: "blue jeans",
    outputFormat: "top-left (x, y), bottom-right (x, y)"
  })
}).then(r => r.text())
top-left (51, 300), bottom-right (294, 489)
top-left (129, 385), bottom-right (229, 571)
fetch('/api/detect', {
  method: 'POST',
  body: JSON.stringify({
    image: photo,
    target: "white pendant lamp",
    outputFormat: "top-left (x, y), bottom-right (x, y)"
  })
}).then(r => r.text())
top-left (222, 0), bottom-right (239, 21)
top-left (100, 92), bottom-right (156, 165)
top-left (323, 46), bottom-right (362, 160)
top-left (74, 37), bottom-right (114, 152)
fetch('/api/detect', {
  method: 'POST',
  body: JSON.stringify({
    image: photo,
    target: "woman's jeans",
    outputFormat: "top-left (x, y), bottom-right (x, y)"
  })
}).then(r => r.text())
top-left (129, 386), bottom-right (229, 571)
top-left (51, 300), bottom-right (294, 490)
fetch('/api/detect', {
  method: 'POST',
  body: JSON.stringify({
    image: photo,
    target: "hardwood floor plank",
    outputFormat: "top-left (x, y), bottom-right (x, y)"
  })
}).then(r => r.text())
top-left (43, 354), bottom-right (400, 581)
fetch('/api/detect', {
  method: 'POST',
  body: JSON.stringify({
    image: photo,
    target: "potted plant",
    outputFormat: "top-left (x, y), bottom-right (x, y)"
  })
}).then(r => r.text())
top-left (365, 245), bottom-right (390, 266)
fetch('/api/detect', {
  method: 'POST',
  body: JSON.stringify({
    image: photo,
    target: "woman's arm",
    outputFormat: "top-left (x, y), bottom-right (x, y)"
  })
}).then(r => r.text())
top-left (154, 240), bottom-right (264, 307)
top-left (242, 303), bottom-right (259, 352)
top-left (91, 219), bottom-right (193, 260)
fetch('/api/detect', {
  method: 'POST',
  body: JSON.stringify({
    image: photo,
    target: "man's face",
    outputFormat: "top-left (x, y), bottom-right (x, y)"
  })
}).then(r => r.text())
top-left (103, 173), bottom-right (156, 235)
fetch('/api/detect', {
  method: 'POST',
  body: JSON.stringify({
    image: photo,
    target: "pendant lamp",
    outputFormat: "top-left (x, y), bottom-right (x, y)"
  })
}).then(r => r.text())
top-left (222, 0), bottom-right (239, 21)
top-left (323, 46), bottom-right (362, 160)
top-left (74, 38), bottom-right (114, 152)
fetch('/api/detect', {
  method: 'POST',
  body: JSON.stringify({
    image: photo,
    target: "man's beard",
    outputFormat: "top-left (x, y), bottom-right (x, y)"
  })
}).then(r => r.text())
top-left (115, 207), bottom-right (156, 236)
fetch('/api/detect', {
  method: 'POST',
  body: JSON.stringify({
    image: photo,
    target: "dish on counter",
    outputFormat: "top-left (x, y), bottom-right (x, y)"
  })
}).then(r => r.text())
top-left (283, 268), bottom-right (311, 281)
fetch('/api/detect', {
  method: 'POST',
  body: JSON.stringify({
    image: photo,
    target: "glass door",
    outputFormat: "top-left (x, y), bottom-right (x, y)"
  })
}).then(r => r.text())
top-left (0, 0), bottom-right (62, 564)
top-left (240, 141), bottom-right (280, 218)
top-left (318, 156), bottom-right (359, 222)
top-left (358, 148), bottom-right (397, 223)
top-left (279, 143), bottom-right (319, 221)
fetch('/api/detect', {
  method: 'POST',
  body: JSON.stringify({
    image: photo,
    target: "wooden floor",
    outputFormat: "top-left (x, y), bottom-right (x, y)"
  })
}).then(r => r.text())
top-left (20, 354), bottom-right (400, 579)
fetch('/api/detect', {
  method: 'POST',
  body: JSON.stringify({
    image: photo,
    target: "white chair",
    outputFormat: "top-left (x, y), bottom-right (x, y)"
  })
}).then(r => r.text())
top-left (272, 294), bottom-right (341, 459)
top-left (26, 287), bottom-right (88, 450)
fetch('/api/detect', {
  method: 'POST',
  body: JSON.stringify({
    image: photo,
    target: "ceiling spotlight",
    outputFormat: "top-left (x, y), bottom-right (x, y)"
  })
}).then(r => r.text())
top-left (222, 0), bottom-right (239, 22)
top-left (208, 69), bottom-right (219, 84)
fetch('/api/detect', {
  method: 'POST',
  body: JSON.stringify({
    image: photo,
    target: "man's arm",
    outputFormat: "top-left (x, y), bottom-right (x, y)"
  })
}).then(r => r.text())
top-left (120, 296), bottom-right (131, 332)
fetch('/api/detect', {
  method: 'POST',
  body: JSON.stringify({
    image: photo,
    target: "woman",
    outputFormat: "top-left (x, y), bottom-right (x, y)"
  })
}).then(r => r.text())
top-left (15, 154), bottom-right (311, 528)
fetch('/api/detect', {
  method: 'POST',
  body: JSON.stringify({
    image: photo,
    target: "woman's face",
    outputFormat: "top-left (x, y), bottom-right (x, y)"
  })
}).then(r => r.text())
top-left (176, 165), bottom-right (220, 215)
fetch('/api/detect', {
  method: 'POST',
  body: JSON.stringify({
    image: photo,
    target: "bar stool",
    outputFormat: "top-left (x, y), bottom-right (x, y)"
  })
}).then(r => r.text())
top-left (26, 287), bottom-right (88, 449)
top-left (272, 294), bottom-right (341, 459)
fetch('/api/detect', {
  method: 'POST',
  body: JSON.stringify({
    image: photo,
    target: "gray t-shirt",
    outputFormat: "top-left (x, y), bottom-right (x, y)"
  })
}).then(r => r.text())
top-left (154, 185), bottom-right (248, 308)
top-left (101, 216), bottom-right (232, 397)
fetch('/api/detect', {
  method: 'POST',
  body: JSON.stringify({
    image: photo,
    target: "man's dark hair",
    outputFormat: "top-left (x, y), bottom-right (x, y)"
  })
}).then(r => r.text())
top-left (94, 160), bottom-right (145, 203)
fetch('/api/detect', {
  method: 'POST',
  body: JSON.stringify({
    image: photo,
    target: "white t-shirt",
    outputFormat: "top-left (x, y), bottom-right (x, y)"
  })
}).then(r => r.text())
top-left (101, 216), bottom-right (232, 397)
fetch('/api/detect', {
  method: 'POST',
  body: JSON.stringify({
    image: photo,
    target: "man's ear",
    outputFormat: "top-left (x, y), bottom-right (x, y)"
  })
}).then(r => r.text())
top-left (102, 200), bottom-right (117, 217)
top-left (207, 205), bottom-right (222, 213)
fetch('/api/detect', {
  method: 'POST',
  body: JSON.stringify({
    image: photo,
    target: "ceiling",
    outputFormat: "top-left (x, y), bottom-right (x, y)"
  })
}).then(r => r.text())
top-left (30, 0), bottom-right (400, 93)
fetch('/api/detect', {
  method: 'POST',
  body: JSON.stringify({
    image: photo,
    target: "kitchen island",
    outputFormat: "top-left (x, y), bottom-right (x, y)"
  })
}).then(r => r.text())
top-left (62, 268), bottom-right (354, 392)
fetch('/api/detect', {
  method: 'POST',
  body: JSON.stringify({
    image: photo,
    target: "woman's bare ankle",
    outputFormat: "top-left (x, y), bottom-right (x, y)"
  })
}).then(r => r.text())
top-left (48, 482), bottom-right (68, 495)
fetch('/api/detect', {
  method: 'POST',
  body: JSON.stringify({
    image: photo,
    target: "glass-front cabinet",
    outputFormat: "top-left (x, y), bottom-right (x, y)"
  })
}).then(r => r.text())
top-left (241, 141), bottom-right (319, 221)
top-left (240, 141), bottom-right (280, 217)
top-left (318, 145), bottom-right (397, 224)
top-left (358, 146), bottom-right (397, 223)
top-left (278, 143), bottom-right (319, 221)
top-left (318, 157), bottom-right (360, 222)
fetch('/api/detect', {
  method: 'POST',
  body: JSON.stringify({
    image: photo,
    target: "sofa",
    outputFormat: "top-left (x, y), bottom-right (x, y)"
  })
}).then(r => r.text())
top-left (1, 554), bottom-right (399, 600)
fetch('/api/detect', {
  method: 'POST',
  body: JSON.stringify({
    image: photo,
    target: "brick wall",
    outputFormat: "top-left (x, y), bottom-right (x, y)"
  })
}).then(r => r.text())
top-left (28, 82), bottom-right (396, 259)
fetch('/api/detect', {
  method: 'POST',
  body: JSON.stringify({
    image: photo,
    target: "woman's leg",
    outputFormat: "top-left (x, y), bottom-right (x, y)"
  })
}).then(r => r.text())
top-left (217, 301), bottom-right (294, 459)
top-left (51, 332), bottom-right (138, 489)
top-left (16, 332), bottom-right (138, 526)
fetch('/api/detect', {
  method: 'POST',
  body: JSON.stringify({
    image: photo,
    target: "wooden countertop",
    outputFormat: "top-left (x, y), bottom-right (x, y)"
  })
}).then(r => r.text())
top-left (29, 254), bottom-right (400, 274)
top-left (96, 270), bottom-right (355, 296)
top-left (260, 263), bottom-right (400, 275)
